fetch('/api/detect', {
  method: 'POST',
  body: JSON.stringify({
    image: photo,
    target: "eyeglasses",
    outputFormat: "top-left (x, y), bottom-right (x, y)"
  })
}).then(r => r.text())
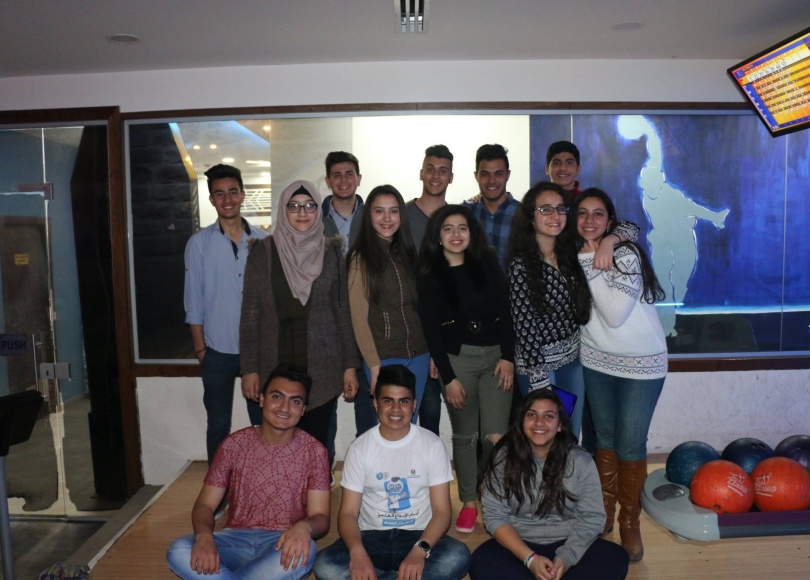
top-left (535, 205), bottom-right (569, 216)
top-left (286, 201), bottom-right (319, 214)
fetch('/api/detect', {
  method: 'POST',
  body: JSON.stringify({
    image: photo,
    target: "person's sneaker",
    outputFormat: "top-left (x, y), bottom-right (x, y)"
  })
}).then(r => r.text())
top-left (455, 507), bottom-right (477, 533)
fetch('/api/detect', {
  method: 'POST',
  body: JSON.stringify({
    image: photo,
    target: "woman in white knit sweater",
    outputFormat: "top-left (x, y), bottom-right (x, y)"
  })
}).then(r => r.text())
top-left (573, 188), bottom-right (667, 563)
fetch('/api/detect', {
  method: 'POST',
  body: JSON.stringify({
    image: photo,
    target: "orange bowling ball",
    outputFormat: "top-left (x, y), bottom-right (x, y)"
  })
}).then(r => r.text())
top-left (689, 460), bottom-right (754, 514)
top-left (752, 457), bottom-right (810, 512)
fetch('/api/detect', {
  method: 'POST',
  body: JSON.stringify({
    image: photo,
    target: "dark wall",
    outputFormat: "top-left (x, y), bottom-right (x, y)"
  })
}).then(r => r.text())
top-left (129, 124), bottom-right (197, 359)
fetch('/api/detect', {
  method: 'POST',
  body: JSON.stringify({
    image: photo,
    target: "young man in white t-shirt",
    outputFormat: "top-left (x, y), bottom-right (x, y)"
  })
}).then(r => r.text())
top-left (313, 364), bottom-right (470, 580)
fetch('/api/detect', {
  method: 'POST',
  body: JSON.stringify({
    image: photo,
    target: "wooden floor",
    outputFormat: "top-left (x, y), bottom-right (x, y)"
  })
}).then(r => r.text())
top-left (91, 458), bottom-right (810, 579)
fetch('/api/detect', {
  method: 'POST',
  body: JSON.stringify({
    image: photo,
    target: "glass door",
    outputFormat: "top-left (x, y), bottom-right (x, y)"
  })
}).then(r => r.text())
top-left (0, 126), bottom-right (125, 519)
top-left (0, 187), bottom-right (65, 515)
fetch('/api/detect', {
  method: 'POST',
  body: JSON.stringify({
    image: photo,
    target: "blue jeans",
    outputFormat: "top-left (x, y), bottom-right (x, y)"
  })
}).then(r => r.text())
top-left (313, 529), bottom-right (470, 580)
top-left (201, 348), bottom-right (262, 463)
top-left (583, 367), bottom-right (665, 461)
top-left (363, 353), bottom-right (431, 422)
top-left (353, 366), bottom-right (378, 437)
top-left (166, 528), bottom-right (315, 579)
top-left (516, 357), bottom-right (585, 439)
top-left (470, 537), bottom-right (628, 580)
top-left (418, 376), bottom-right (442, 436)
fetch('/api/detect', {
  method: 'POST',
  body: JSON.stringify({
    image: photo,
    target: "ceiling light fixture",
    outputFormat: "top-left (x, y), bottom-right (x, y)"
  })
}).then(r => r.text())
top-left (397, 0), bottom-right (429, 33)
top-left (107, 33), bottom-right (141, 44)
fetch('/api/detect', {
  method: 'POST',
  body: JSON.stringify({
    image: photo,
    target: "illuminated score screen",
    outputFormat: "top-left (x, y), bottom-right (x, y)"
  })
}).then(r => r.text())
top-left (729, 28), bottom-right (810, 137)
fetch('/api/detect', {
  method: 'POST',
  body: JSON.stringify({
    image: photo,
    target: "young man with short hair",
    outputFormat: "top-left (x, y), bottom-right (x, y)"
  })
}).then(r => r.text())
top-left (167, 365), bottom-right (331, 579)
top-left (404, 144), bottom-right (455, 437)
top-left (322, 151), bottom-right (377, 455)
top-left (545, 140), bottom-right (582, 196)
top-left (405, 144), bottom-right (454, 249)
top-left (323, 151), bottom-right (364, 252)
top-left (464, 144), bottom-right (520, 269)
top-left (184, 164), bottom-right (268, 464)
top-left (313, 364), bottom-right (470, 580)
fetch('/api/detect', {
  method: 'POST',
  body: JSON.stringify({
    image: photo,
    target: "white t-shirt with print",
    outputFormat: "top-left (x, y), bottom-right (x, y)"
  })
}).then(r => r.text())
top-left (341, 424), bottom-right (453, 531)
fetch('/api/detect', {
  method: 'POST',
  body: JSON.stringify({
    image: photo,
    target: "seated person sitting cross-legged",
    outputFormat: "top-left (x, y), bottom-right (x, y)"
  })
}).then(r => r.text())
top-left (166, 364), bottom-right (331, 580)
top-left (470, 388), bottom-right (629, 580)
top-left (313, 364), bottom-right (470, 580)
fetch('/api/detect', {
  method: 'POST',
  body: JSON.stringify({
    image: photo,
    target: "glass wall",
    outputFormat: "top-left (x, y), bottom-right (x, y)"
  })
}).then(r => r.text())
top-left (125, 112), bottom-right (810, 362)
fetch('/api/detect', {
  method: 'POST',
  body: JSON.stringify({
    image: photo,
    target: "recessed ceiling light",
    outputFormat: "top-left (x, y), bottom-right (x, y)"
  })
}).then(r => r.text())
top-left (209, 144), bottom-right (217, 150)
top-left (222, 157), bottom-right (235, 163)
top-left (192, 144), bottom-right (200, 150)
top-left (107, 34), bottom-right (141, 44)
top-left (262, 125), bottom-right (271, 132)
top-left (612, 22), bottom-right (643, 31)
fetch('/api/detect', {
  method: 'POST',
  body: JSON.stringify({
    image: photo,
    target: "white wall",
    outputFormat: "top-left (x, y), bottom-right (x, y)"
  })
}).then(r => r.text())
top-left (354, 115), bottom-right (530, 202)
top-left (0, 59), bottom-right (741, 113)
top-left (3, 57), bottom-right (803, 485)
top-left (138, 371), bottom-right (810, 485)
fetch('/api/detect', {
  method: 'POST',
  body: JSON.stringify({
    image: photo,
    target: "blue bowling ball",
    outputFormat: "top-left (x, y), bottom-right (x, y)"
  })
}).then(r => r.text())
top-left (775, 434), bottom-right (810, 471)
top-left (665, 441), bottom-right (720, 487)
top-left (721, 437), bottom-right (774, 474)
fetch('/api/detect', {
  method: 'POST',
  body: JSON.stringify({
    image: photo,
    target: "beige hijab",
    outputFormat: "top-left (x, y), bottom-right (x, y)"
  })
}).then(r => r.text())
top-left (273, 180), bottom-right (325, 304)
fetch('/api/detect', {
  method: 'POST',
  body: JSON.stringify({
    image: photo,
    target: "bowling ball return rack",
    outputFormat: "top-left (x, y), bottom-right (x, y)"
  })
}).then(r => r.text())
top-left (642, 468), bottom-right (810, 541)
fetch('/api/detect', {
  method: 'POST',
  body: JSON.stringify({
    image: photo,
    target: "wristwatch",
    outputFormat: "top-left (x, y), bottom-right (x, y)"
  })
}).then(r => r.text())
top-left (414, 539), bottom-right (431, 559)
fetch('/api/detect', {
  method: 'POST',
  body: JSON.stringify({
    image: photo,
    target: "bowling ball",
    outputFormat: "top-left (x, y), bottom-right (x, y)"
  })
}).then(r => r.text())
top-left (752, 457), bottom-right (810, 512)
top-left (774, 435), bottom-right (810, 471)
top-left (666, 441), bottom-right (721, 487)
top-left (721, 437), bottom-right (774, 474)
top-left (690, 460), bottom-right (754, 514)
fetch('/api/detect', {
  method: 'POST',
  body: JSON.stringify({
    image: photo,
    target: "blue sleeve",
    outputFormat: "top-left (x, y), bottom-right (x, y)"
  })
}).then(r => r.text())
top-left (184, 234), bottom-right (205, 325)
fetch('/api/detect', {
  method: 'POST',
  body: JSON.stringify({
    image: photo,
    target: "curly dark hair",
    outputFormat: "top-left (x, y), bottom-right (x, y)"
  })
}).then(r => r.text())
top-left (507, 181), bottom-right (591, 324)
top-left (416, 204), bottom-right (495, 279)
top-left (480, 388), bottom-right (578, 517)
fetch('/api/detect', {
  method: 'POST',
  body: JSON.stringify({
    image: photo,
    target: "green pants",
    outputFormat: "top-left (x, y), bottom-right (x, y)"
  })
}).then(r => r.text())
top-left (445, 344), bottom-right (513, 502)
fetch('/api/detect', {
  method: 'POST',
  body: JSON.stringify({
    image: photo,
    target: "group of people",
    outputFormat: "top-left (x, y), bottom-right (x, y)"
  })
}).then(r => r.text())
top-left (170, 140), bottom-right (668, 578)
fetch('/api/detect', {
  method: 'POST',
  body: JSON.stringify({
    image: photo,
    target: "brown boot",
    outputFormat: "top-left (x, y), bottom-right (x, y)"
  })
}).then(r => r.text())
top-left (595, 449), bottom-right (618, 534)
top-left (617, 458), bottom-right (648, 562)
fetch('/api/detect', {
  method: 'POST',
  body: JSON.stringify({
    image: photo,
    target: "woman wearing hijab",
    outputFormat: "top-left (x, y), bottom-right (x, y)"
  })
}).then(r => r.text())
top-left (240, 180), bottom-right (360, 462)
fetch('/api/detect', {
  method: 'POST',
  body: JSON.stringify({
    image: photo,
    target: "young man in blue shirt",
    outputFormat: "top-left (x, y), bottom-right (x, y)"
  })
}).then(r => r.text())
top-left (184, 164), bottom-right (268, 464)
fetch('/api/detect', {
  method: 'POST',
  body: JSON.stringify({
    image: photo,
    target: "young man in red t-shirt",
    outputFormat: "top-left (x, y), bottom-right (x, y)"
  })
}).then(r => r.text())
top-left (167, 365), bottom-right (330, 579)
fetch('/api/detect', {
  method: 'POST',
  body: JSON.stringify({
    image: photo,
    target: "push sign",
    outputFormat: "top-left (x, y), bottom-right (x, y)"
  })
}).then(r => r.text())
top-left (0, 334), bottom-right (29, 356)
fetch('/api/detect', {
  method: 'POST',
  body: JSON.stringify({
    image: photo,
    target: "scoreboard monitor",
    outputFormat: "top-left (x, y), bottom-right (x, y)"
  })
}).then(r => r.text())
top-left (728, 27), bottom-right (810, 138)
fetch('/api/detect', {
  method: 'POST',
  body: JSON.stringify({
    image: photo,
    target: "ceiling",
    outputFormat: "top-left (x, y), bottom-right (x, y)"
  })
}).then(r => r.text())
top-left (2, 0), bottom-right (809, 78)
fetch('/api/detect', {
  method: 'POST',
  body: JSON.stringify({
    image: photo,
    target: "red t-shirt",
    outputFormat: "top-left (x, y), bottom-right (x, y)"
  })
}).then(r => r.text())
top-left (205, 427), bottom-right (330, 530)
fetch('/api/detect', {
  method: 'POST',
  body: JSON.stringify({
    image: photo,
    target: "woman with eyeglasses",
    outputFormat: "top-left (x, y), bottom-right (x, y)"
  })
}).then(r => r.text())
top-left (347, 185), bottom-right (431, 418)
top-left (416, 204), bottom-right (514, 534)
top-left (240, 180), bottom-right (360, 464)
top-left (507, 181), bottom-right (592, 439)
top-left (572, 188), bottom-right (666, 562)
